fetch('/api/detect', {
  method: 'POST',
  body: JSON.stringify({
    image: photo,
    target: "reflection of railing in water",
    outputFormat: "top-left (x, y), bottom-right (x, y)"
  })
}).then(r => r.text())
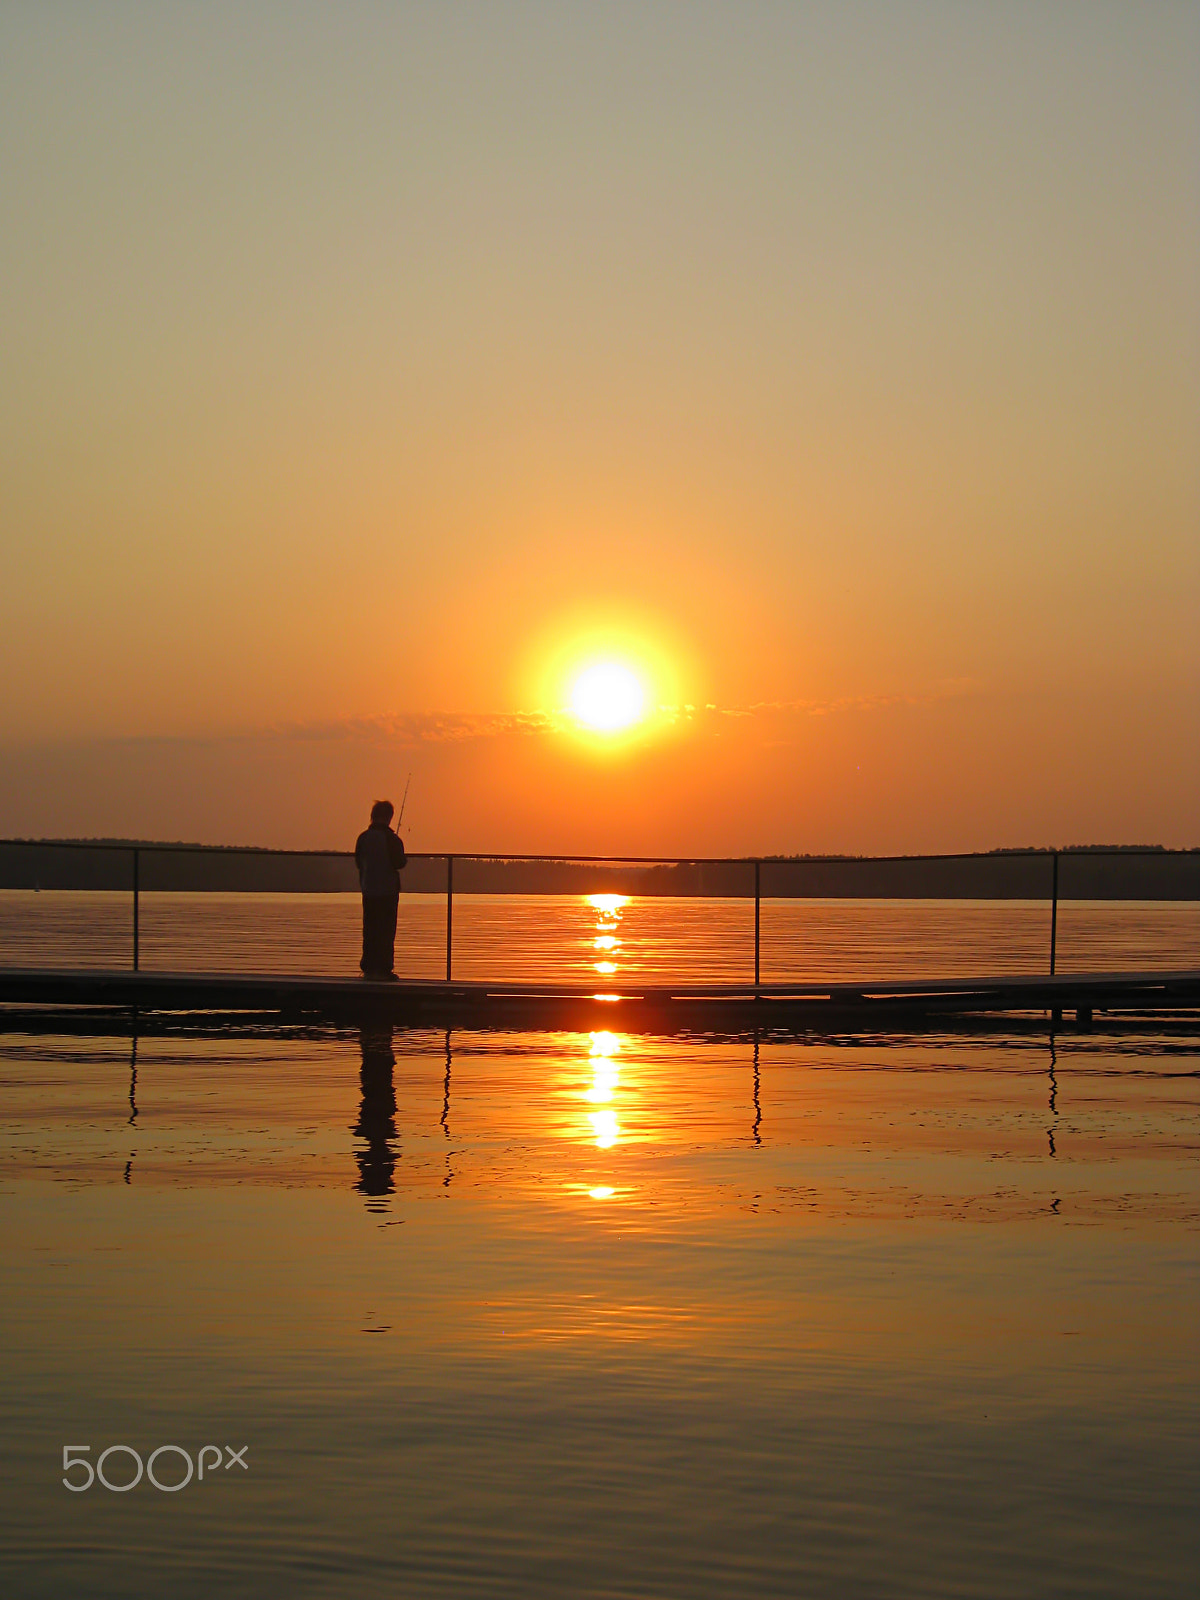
top-left (110, 1018), bottom-right (1080, 1209)
top-left (2, 840), bottom-right (1198, 986)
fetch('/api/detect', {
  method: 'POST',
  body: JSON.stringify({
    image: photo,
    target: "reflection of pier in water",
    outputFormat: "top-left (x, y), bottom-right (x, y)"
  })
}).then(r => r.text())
top-left (752, 1033), bottom-right (761, 1147)
top-left (341, 1023), bottom-right (1084, 1214)
top-left (441, 1028), bottom-right (453, 1188)
top-left (351, 1017), bottom-right (767, 1202)
top-left (1047, 1035), bottom-right (1061, 1213)
top-left (1047, 1036), bottom-right (1058, 1160)
top-left (124, 1028), bottom-right (138, 1183)
top-left (69, 1007), bottom-right (1156, 1213)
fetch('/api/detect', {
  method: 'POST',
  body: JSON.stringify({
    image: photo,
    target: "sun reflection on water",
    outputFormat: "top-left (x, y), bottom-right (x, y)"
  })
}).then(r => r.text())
top-left (586, 894), bottom-right (628, 918)
top-left (589, 1109), bottom-right (619, 1148)
top-left (587, 1031), bottom-right (621, 1103)
top-left (585, 1030), bottom-right (622, 1148)
top-left (586, 894), bottom-right (628, 981)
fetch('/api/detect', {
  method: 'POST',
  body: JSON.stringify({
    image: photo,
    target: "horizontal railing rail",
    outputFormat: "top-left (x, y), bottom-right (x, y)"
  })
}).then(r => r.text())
top-left (1, 840), bottom-right (1197, 981)
top-left (4, 840), bottom-right (1198, 864)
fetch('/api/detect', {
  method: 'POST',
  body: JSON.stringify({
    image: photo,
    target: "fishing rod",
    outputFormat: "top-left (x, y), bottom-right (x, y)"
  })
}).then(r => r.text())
top-left (394, 773), bottom-right (412, 835)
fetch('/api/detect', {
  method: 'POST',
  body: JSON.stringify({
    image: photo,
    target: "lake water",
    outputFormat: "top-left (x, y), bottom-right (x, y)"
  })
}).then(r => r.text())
top-left (2, 890), bottom-right (1199, 982)
top-left (1, 895), bottom-right (1198, 1597)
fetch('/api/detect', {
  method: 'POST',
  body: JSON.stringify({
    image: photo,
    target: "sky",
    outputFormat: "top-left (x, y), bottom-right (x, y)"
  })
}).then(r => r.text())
top-left (2, 1), bottom-right (1197, 853)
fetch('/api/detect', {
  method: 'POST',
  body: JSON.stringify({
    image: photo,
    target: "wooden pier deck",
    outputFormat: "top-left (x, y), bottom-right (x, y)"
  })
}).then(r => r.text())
top-left (1, 965), bottom-right (1197, 1029)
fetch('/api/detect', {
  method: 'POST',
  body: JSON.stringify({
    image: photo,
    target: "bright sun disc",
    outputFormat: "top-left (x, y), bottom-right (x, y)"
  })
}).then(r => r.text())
top-left (569, 663), bottom-right (646, 731)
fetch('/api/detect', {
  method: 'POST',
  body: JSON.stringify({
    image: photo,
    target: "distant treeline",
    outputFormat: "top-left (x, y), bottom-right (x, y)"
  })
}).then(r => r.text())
top-left (0, 840), bottom-right (358, 893)
top-left (1, 840), bottom-right (1198, 900)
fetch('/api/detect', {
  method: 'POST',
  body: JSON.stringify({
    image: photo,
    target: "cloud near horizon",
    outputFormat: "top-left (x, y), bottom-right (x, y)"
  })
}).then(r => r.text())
top-left (241, 687), bottom-right (985, 750)
top-left (6, 695), bottom-right (946, 754)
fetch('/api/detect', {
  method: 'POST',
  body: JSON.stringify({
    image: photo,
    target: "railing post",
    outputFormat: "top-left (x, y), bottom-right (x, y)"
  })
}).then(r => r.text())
top-left (132, 847), bottom-right (140, 972)
top-left (445, 855), bottom-right (454, 983)
top-left (754, 858), bottom-right (761, 992)
top-left (1049, 849), bottom-right (1058, 976)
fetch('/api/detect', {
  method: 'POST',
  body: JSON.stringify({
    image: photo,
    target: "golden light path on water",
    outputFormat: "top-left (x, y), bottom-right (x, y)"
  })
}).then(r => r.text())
top-left (586, 893), bottom-right (628, 990)
top-left (582, 896), bottom-right (632, 1170)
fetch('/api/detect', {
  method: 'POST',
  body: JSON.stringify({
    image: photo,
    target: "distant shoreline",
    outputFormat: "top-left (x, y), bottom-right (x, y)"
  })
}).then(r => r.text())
top-left (2, 840), bottom-right (1198, 901)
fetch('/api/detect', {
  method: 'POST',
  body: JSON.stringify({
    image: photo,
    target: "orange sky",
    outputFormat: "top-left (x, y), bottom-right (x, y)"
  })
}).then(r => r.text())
top-left (1, 4), bottom-right (1196, 852)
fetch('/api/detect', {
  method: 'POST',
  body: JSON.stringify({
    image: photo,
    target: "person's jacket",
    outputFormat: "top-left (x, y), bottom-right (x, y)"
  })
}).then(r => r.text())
top-left (355, 825), bottom-right (407, 897)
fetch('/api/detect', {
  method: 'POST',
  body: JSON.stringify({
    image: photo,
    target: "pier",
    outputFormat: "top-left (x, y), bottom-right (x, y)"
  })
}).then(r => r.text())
top-left (1, 965), bottom-right (1197, 1030)
top-left (2, 840), bottom-right (1197, 1030)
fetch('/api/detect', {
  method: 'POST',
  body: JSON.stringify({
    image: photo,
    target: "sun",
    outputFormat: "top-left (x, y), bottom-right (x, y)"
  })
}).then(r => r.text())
top-left (569, 662), bottom-right (646, 732)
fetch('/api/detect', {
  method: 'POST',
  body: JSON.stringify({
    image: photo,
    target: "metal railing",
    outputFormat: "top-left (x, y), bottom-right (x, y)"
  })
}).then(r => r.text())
top-left (2, 840), bottom-right (1198, 983)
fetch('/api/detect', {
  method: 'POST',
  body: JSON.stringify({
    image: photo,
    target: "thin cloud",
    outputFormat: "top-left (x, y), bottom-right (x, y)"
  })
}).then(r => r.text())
top-left (290, 711), bottom-right (558, 746)
top-left (34, 683), bottom-right (988, 758)
top-left (278, 687), bottom-right (991, 745)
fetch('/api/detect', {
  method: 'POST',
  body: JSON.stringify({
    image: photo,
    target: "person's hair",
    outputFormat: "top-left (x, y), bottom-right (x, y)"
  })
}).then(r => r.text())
top-left (370, 799), bottom-right (394, 824)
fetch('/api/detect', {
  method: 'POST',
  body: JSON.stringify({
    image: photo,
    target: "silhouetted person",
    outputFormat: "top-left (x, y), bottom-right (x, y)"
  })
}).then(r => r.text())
top-left (354, 1024), bottom-right (398, 1197)
top-left (355, 799), bottom-right (407, 978)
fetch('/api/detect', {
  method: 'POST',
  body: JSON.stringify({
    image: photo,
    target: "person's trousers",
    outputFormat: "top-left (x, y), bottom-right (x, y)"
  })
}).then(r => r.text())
top-left (361, 893), bottom-right (399, 975)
